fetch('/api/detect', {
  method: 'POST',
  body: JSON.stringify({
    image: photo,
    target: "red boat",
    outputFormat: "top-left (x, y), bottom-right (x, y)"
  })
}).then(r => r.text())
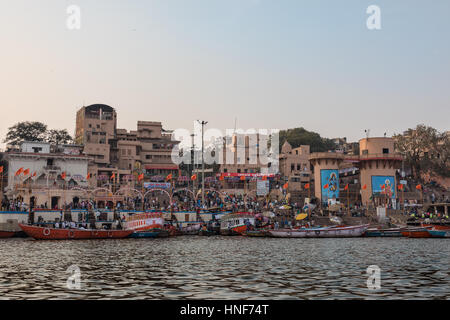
top-left (421, 224), bottom-right (450, 231)
top-left (401, 227), bottom-right (432, 238)
top-left (19, 224), bottom-right (133, 240)
top-left (0, 231), bottom-right (15, 238)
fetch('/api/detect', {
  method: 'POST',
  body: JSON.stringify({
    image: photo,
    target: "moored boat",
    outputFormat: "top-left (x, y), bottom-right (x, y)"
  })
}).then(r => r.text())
top-left (220, 213), bottom-right (256, 235)
top-left (128, 231), bottom-right (160, 238)
top-left (19, 224), bottom-right (133, 240)
top-left (401, 227), bottom-right (432, 238)
top-left (427, 230), bottom-right (450, 238)
top-left (0, 231), bottom-right (15, 238)
top-left (364, 228), bottom-right (403, 237)
top-left (242, 230), bottom-right (270, 237)
top-left (269, 224), bottom-right (369, 238)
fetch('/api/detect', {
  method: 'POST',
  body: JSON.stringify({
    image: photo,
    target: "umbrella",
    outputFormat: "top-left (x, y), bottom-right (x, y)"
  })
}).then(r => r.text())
top-left (295, 213), bottom-right (308, 221)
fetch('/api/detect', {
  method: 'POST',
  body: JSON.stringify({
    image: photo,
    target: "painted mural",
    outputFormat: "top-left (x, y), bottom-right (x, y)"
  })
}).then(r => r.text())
top-left (320, 169), bottom-right (339, 203)
top-left (371, 176), bottom-right (396, 198)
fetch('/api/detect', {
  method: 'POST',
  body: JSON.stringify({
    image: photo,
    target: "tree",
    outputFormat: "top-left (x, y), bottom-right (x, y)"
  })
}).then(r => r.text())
top-left (46, 129), bottom-right (74, 145)
top-left (394, 124), bottom-right (449, 179)
top-left (279, 127), bottom-right (336, 153)
top-left (3, 122), bottom-right (47, 147)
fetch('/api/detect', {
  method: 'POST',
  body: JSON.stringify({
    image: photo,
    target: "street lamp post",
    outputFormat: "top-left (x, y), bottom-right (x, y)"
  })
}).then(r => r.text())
top-left (197, 120), bottom-right (208, 207)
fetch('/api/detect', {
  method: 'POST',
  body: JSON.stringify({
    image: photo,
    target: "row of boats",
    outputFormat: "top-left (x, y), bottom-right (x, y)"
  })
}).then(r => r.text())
top-left (1, 211), bottom-right (449, 240)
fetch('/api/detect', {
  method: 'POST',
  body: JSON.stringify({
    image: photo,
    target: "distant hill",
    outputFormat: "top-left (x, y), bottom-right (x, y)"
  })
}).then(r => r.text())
top-left (279, 127), bottom-right (336, 153)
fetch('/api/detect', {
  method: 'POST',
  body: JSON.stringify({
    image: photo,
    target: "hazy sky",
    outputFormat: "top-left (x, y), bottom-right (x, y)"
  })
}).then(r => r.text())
top-left (0, 0), bottom-right (449, 149)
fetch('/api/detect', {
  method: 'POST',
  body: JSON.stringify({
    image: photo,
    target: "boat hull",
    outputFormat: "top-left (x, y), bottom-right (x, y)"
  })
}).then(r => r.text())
top-left (364, 228), bottom-right (403, 237)
top-left (427, 230), bottom-right (450, 238)
top-left (0, 231), bottom-right (15, 238)
top-left (129, 231), bottom-right (160, 238)
top-left (269, 225), bottom-right (369, 238)
top-left (19, 224), bottom-right (133, 240)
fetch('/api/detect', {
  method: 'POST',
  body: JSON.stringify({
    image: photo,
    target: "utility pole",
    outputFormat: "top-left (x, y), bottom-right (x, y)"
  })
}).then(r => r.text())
top-left (197, 120), bottom-right (208, 207)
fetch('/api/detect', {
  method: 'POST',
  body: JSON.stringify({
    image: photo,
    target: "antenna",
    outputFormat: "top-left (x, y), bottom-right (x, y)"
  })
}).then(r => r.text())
top-left (234, 117), bottom-right (237, 134)
top-left (365, 129), bottom-right (370, 139)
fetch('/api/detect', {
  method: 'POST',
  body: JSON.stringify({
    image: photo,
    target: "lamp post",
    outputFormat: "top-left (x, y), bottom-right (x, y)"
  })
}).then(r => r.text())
top-left (197, 120), bottom-right (208, 207)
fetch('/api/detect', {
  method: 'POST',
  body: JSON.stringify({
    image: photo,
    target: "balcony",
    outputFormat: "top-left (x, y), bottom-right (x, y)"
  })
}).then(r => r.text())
top-left (44, 165), bottom-right (61, 171)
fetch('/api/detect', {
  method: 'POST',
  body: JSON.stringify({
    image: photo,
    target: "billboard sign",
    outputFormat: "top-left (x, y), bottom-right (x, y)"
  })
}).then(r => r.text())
top-left (371, 176), bottom-right (396, 198)
top-left (257, 180), bottom-right (270, 196)
top-left (320, 169), bottom-right (339, 203)
top-left (144, 182), bottom-right (171, 190)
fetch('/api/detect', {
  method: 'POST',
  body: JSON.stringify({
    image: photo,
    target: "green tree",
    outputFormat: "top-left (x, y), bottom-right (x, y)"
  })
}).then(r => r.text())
top-left (46, 129), bottom-right (74, 145)
top-left (279, 127), bottom-right (336, 153)
top-left (3, 121), bottom-right (47, 147)
top-left (394, 124), bottom-right (449, 179)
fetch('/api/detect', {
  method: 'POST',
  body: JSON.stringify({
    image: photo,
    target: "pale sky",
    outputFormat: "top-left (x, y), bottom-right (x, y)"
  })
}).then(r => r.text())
top-left (0, 0), bottom-right (449, 149)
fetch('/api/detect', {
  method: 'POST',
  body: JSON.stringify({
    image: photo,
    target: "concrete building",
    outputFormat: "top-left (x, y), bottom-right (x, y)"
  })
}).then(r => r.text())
top-left (75, 104), bottom-right (117, 166)
top-left (5, 142), bottom-right (90, 209)
top-left (279, 141), bottom-right (311, 191)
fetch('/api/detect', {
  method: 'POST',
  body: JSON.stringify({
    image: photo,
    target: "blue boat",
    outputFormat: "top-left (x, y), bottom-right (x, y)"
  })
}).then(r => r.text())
top-left (427, 230), bottom-right (450, 238)
top-left (129, 231), bottom-right (159, 238)
top-left (364, 228), bottom-right (403, 237)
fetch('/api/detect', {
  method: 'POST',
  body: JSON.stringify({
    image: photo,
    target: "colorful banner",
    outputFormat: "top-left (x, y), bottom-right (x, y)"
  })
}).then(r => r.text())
top-left (320, 169), bottom-right (339, 203)
top-left (371, 176), bottom-right (396, 198)
top-left (144, 182), bottom-right (171, 189)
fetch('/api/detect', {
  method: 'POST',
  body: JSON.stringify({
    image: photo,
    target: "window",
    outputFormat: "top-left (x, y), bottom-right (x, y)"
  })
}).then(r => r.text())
top-left (297, 164), bottom-right (301, 170)
top-left (237, 169), bottom-right (241, 173)
top-left (383, 148), bottom-right (389, 154)
top-left (32, 147), bottom-right (42, 153)
top-left (362, 149), bottom-right (368, 155)
top-left (47, 159), bottom-right (54, 166)
top-left (291, 164), bottom-right (294, 171)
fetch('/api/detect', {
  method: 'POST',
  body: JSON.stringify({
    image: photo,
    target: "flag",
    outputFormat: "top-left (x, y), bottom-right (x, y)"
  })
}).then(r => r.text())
top-left (23, 168), bottom-right (30, 176)
top-left (0, 166), bottom-right (3, 174)
top-left (15, 168), bottom-right (24, 176)
top-left (362, 184), bottom-right (367, 190)
top-left (61, 172), bottom-right (66, 180)
top-left (191, 174), bottom-right (197, 181)
top-left (344, 184), bottom-right (349, 191)
top-left (219, 175), bottom-right (224, 181)
top-left (304, 183), bottom-right (310, 189)
top-left (283, 182), bottom-right (289, 189)
top-left (138, 173), bottom-right (144, 181)
top-left (416, 184), bottom-right (422, 190)
top-left (398, 184), bottom-right (403, 190)
top-left (381, 184), bottom-right (385, 189)
top-left (323, 183), bottom-right (329, 189)
top-left (32, 172), bottom-right (36, 177)
top-left (166, 173), bottom-right (173, 181)
top-left (240, 176), bottom-right (246, 181)
top-left (86, 173), bottom-right (91, 180)
top-left (110, 173), bottom-right (116, 180)
top-left (262, 176), bottom-right (267, 181)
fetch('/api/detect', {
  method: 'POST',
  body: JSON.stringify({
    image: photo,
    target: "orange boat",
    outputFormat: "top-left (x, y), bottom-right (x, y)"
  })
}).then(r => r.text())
top-left (401, 227), bottom-right (432, 238)
top-left (0, 231), bottom-right (15, 238)
top-left (421, 224), bottom-right (450, 231)
top-left (19, 224), bottom-right (133, 240)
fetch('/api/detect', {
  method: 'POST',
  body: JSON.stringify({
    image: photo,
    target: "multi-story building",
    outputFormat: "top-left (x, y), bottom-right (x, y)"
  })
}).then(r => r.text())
top-left (75, 105), bottom-right (179, 187)
top-left (279, 141), bottom-right (311, 190)
top-left (75, 104), bottom-right (117, 166)
top-left (5, 141), bottom-right (90, 208)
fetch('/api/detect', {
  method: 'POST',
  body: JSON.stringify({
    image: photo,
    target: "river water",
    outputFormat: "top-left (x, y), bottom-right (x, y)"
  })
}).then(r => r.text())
top-left (0, 236), bottom-right (448, 300)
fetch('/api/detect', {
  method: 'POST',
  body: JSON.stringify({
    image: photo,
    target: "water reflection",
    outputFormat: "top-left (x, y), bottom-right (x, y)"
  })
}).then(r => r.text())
top-left (0, 237), bottom-right (448, 299)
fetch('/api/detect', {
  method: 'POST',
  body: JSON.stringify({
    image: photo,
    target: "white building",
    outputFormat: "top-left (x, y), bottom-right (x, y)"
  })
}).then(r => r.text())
top-left (5, 142), bottom-right (91, 208)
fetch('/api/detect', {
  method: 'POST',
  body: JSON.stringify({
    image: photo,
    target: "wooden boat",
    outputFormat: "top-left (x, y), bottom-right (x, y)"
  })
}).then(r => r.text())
top-left (364, 228), bottom-right (403, 237)
top-left (421, 224), bottom-right (450, 231)
top-left (242, 230), bottom-right (270, 237)
top-left (125, 212), bottom-right (164, 232)
top-left (128, 231), bottom-right (160, 238)
top-left (19, 224), bottom-right (133, 240)
top-left (0, 231), bottom-right (15, 238)
top-left (180, 223), bottom-right (202, 235)
top-left (401, 227), bottom-right (432, 238)
top-left (220, 213), bottom-right (256, 235)
top-left (269, 224), bottom-right (369, 238)
top-left (427, 230), bottom-right (450, 238)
